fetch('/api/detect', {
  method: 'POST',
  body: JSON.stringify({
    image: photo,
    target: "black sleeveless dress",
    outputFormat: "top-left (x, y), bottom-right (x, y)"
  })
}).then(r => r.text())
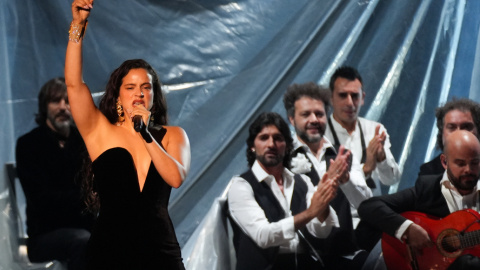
top-left (86, 146), bottom-right (185, 270)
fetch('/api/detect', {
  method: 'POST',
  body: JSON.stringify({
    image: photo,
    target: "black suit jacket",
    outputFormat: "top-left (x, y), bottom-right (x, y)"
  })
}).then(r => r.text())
top-left (418, 154), bottom-right (444, 176)
top-left (16, 125), bottom-right (95, 238)
top-left (356, 174), bottom-right (449, 249)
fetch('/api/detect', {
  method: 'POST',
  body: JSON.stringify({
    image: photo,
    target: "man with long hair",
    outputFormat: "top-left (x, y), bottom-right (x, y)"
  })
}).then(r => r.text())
top-left (419, 98), bottom-right (480, 176)
top-left (16, 77), bottom-right (95, 270)
top-left (228, 112), bottom-right (340, 270)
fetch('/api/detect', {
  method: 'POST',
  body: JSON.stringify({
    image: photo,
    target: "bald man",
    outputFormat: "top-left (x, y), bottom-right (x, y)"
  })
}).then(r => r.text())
top-left (357, 130), bottom-right (480, 268)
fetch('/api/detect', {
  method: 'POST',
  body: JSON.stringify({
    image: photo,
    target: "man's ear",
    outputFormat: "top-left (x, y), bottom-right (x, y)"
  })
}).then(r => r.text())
top-left (288, 116), bottom-right (294, 126)
top-left (361, 91), bottom-right (366, 106)
top-left (440, 153), bottom-right (448, 170)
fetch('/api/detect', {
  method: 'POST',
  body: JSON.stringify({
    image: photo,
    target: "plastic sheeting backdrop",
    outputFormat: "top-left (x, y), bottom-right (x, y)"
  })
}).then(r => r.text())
top-left (1, 0), bottom-right (480, 268)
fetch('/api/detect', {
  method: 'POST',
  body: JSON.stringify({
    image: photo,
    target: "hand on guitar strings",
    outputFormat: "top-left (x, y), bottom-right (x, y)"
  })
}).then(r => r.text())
top-left (402, 223), bottom-right (434, 254)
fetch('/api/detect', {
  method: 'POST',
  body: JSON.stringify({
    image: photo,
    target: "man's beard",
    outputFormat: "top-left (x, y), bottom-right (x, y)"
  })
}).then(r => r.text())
top-left (256, 152), bottom-right (284, 167)
top-left (296, 124), bottom-right (325, 144)
top-left (48, 112), bottom-right (71, 135)
top-left (447, 168), bottom-right (479, 194)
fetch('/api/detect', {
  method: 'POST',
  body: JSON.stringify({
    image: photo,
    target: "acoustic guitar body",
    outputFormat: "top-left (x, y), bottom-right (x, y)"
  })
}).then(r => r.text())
top-left (382, 209), bottom-right (480, 270)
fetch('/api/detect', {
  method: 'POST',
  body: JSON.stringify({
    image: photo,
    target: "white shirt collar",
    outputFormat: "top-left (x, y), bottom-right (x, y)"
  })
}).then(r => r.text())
top-left (440, 170), bottom-right (480, 212)
top-left (439, 170), bottom-right (480, 193)
top-left (292, 134), bottom-right (336, 155)
top-left (251, 160), bottom-right (294, 183)
top-left (329, 114), bottom-right (358, 134)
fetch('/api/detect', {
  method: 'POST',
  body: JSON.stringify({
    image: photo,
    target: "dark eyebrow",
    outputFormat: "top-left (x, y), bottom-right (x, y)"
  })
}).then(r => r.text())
top-left (123, 82), bottom-right (151, 88)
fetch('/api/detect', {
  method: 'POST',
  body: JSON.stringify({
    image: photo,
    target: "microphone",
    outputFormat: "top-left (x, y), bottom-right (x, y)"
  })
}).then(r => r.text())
top-left (133, 115), bottom-right (144, 132)
top-left (133, 115), bottom-right (153, 143)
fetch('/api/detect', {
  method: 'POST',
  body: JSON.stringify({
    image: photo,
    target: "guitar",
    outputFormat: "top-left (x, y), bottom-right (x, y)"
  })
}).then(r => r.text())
top-left (382, 209), bottom-right (480, 270)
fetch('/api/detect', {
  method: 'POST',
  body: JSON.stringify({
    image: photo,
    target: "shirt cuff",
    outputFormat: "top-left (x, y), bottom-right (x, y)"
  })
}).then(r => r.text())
top-left (376, 158), bottom-right (390, 169)
top-left (280, 216), bottom-right (296, 240)
top-left (395, 220), bottom-right (414, 241)
top-left (361, 168), bottom-right (371, 180)
top-left (307, 206), bottom-right (339, 238)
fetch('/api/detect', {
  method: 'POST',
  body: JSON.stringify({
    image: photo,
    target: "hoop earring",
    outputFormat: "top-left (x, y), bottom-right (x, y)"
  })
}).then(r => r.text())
top-left (116, 99), bottom-right (125, 123)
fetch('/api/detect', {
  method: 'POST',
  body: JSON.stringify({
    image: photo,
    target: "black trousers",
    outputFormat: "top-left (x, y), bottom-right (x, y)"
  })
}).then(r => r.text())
top-left (272, 253), bottom-right (323, 270)
top-left (28, 228), bottom-right (90, 270)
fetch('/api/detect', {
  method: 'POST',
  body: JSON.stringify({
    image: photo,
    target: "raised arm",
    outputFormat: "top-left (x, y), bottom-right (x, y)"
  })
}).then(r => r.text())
top-left (64, 0), bottom-right (102, 138)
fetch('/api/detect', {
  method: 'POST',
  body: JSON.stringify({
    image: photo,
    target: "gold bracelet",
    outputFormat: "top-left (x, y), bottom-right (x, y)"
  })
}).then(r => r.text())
top-left (68, 21), bottom-right (88, 43)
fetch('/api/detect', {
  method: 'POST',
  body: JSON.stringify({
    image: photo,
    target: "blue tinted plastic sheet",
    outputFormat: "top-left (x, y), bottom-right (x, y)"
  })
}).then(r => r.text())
top-left (2, 0), bottom-right (480, 269)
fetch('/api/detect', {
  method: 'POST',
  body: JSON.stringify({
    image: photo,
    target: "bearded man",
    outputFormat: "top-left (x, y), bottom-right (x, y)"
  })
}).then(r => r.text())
top-left (358, 130), bottom-right (480, 269)
top-left (228, 112), bottom-right (340, 270)
top-left (16, 77), bottom-right (95, 270)
top-left (283, 82), bottom-right (370, 269)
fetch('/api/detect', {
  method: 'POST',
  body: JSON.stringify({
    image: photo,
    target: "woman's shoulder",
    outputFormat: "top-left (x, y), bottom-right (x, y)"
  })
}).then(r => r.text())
top-left (151, 125), bottom-right (188, 143)
top-left (161, 126), bottom-right (187, 137)
top-left (161, 125), bottom-right (183, 131)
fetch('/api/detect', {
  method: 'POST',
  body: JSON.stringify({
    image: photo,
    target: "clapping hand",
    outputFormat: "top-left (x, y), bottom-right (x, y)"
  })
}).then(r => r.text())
top-left (327, 145), bottom-right (350, 184)
top-left (364, 125), bottom-right (386, 175)
top-left (310, 173), bottom-right (339, 221)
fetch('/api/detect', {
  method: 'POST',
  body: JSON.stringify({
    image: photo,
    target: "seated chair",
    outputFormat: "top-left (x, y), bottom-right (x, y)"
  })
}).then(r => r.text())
top-left (5, 162), bottom-right (66, 270)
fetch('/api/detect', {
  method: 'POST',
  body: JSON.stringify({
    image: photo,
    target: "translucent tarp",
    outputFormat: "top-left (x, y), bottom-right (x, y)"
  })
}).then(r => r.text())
top-left (1, 0), bottom-right (480, 269)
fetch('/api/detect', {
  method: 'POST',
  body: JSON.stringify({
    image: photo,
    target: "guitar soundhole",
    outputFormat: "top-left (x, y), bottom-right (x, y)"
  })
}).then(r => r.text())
top-left (437, 229), bottom-right (462, 258)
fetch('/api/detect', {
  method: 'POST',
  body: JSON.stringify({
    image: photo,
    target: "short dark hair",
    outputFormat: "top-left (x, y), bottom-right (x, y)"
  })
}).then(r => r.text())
top-left (436, 98), bottom-right (480, 150)
top-left (98, 59), bottom-right (168, 126)
top-left (329, 66), bottom-right (363, 92)
top-left (246, 112), bottom-right (293, 168)
top-left (283, 82), bottom-right (331, 118)
top-left (36, 77), bottom-right (67, 125)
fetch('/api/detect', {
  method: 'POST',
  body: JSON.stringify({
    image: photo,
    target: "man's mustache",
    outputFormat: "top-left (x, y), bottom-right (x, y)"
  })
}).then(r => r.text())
top-left (306, 124), bottom-right (325, 132)
top-left (460, 174), bottom-right (478, 181)
top-left (55, 112), bottom-right (71, 119)
top-left (307, 124), bottom-right (321, 129)
top-left (265, 149), bottom-right (278, 155)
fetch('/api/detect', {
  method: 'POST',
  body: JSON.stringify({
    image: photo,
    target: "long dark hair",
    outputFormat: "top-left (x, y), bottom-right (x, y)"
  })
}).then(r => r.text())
top-left (435, 98), bottom-right (480, 150)
top-left (83, 59), bottom-right (167, 214)
top-left (246, 112), bottom-right (293, 168)
top-left (36, 77), bottom-right (67, 125)
top-left (99, 59), bottom-right (168, 125)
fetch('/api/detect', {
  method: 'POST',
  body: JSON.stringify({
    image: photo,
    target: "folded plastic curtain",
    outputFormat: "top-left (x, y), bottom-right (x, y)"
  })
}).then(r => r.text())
top-left (2, 1), bottom-right (480, 269)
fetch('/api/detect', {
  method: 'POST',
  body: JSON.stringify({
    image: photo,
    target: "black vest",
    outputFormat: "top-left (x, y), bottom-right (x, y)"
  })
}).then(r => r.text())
top-left (293, 146), bottom-right (359, 256)
top-left (230, 170), bottom-right (308, 270)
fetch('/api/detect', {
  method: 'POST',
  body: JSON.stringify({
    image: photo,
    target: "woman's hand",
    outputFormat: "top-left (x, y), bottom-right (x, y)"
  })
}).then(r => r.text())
top-left (71, 0), bottom-right (94, 24)
top-left (129, 104), bottom-right (151, 130)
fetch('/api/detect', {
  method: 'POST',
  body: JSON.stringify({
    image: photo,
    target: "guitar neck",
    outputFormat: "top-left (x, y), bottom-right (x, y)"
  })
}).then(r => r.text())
top-left (461, 230), bottom-right (480, 249)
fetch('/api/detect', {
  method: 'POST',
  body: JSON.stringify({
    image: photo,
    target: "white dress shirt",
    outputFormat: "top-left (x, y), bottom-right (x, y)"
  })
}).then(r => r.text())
top-left (228, 160), bottom-right (339, 254)
top-left (291, 136), bottom-right (372, 228)
top-left (395, 171), bottom-right (480, 240)
top-left (325, 115), bottom-right (401, 196)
